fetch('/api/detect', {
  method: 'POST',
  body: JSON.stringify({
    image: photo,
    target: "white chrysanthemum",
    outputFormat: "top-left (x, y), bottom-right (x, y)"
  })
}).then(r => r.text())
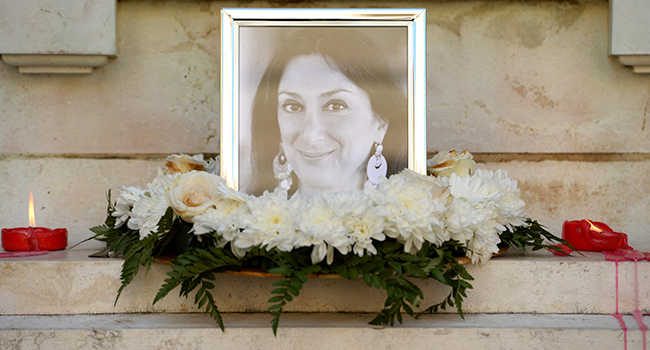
top-left (216, 182), bottom-right (251, 204)
top-left (126, 170), bottom-right (176, 239)
top-left (444, 197), bottom-right (488, 244)
top-left (192, 184), bottom-right (250, 242)
top-left (466, 225), bottom-right (501, 265)
top-left (447, 171), bottom-right (496, 202)
top-left (327, 190), bottom-right (371, 218)
top-left (123, 170), bottom-right (176, 239)
top-left (236, 188), bottom-right (301, 252)
top-left (444, 169), bottom-right (527, 264)
top-left (368, 170), bottom-right (447, 253)
top-left (476, 169), bottom-right (526, 229)
top-left (127, 191), bottom-right (169, 240)
top-left (192, 198), bottom-right (248, 239)
top-left (195, 201), bottom-right (249, 259)
top-left (194, 185), bottom-right (249, 237)
top-left (112, 186), bottom-right (145, 228)
top-left (444, 173), bottom-right (499, 245)
top-left (326, 191), bottom-right (386, 257)
top-left (151, 167), bottom-right (177, 192)
top-left (347, 210), bottom-right (386, 257)
top-left (293, 194), bottom-right (349, 264)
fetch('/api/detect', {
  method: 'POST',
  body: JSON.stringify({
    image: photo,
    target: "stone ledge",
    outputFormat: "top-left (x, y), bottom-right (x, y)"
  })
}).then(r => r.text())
top-left (1, 249), bottom-right (648, 315)
top-left (0, 313), bottom-right (647, 349)
top-left (1, 54), bottom-right (110, 74)
top-left (617, 55), bottom-right (650, 74)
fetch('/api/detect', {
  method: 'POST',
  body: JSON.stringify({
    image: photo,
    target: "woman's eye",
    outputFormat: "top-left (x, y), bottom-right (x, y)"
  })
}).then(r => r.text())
top-left (323, 100), bottom-right (348, 112)
top-left (281, 101), bottom-right (303, 113)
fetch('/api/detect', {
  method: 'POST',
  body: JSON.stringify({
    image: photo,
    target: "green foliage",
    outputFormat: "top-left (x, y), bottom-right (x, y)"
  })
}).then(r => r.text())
top-left (91, 192), bottom-right (565, 335)
top-left (153, 246), bottom-right (240, 330)
top-left (268, 273), bottom-right (305, 335)
top-left (500, 219), bottom-right (572, 255)
top-left (415, 246), bottom-right (474, 319)
top-left (87, 194), bottom-right (188, 305)
top-left (228, 248), bottom-right (320, 334)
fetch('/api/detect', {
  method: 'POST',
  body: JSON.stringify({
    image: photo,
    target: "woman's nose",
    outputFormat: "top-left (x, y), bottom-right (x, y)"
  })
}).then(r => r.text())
top-left (299, 108), bottom-right (326, 143)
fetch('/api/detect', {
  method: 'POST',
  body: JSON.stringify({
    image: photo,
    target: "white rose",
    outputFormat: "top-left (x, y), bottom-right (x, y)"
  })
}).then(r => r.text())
top-left (165, 154), bottom-right (207, 175)
top-left (400, 169), bottom-right (450, 200)
top-left (167, 171), bottom-right (227, 222)
top-left (427, 150), bottom-right (477, 178)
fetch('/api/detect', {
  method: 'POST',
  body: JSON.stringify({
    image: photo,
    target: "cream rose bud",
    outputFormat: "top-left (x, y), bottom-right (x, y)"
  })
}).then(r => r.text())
top-left (165, 154), bottom-right (207, 175)
top-left (428, 150), bottom-right (477, 178)
top-left (167, 171), bottom-right (227, 222)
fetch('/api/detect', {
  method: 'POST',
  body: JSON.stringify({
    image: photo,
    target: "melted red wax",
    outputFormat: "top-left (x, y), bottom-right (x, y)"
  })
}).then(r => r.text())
top-left (610, 260), bottom-right (628, 350)
top-left (551, 220), bottom-right (648, 349)
top-left (603, 248), bottom-right (648, 350)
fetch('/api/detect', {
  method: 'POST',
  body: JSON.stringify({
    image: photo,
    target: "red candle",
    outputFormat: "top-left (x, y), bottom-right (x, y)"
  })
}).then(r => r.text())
top-left (562, 219), bottom-right (631, 252)
top-left (2, 227), bottom-right (68, 251)
top-left (1, 192), bottom-right (67, 252)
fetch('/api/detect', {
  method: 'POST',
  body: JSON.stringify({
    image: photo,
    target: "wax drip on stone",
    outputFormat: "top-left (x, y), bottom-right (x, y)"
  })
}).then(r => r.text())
top-left (605, 249), bottom-right (648, 350)
top-left (607, 257), bottom-right (627, 350)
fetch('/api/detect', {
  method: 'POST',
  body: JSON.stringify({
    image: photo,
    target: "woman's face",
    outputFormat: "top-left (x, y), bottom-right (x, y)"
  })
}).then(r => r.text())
top-left (277, 54), bottom-right (388, 195)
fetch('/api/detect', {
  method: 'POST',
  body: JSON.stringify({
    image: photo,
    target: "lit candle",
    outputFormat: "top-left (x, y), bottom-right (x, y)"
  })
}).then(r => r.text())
top-left (1, 191), bottom-right (67, 252)
top-left (561, 219), bottom-right (631, 252)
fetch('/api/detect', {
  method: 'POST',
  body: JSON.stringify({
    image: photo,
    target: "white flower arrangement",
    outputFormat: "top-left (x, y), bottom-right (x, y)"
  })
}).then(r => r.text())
top-left (115, 152), bottom-right (525, 265)
top-left (91, 151), bottom-right (563, 334)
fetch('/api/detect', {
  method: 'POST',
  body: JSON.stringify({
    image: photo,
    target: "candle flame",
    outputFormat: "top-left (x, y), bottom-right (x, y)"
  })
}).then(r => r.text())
top-left (28, 191), bottom-right (36, 227)
top-left (585, 219), bottom-right (602, 233)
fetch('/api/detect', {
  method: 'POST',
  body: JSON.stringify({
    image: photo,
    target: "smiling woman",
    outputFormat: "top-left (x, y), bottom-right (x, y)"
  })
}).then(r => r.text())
top-left (242, 27), bottom-right (408, 196)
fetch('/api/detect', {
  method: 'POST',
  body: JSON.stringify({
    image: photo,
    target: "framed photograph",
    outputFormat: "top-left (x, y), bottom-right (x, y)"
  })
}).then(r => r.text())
top-left (221, 8), bottom-right (426, 196)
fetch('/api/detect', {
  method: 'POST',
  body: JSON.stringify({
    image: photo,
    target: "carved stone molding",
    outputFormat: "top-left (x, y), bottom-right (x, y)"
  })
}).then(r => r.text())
top-left (1, 55), bottom-right (110, 74)
top-left (616, 55), bottom-right (650, 74)
top-left (610, 0), bottom-right (650, 74)
top-left (0, 1), bottom-right (116, 74)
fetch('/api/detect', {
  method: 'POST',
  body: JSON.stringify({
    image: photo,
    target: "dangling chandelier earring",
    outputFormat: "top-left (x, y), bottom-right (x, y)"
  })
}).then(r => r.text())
top-left (273, 145), bottom-right (293, 190)
top-left (364, 143), bottom-right (387, 189)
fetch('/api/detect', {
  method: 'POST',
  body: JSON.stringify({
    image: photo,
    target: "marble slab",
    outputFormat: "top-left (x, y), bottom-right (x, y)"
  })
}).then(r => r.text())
top-left (0, 249), bottom-right (647, 315)
top-left (0, 313), bottom-right (647, 350)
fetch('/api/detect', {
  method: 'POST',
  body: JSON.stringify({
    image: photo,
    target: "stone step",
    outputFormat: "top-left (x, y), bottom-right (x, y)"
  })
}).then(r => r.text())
top-left (0, 313), bottom-right (647, 349)
top-left (1, 249), bottom-right (648, 315)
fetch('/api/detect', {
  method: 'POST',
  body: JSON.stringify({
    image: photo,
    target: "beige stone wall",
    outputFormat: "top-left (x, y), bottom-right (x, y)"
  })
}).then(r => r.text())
top-left (2, 0), bottom-right (649, 250)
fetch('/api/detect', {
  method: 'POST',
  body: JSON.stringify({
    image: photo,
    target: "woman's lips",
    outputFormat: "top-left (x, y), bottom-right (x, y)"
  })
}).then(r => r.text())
top-left (298, 149), bottom-right (335, 161)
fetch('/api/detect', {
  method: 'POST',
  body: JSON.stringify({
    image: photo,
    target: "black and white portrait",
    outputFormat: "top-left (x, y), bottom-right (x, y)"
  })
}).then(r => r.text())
top-left (238, 26), bottom-right (409, 196)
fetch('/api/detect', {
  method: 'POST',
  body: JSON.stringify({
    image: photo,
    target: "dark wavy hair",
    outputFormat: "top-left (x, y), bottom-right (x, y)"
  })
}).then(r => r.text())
top-left (248, 28), bottom-right (407, 196)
